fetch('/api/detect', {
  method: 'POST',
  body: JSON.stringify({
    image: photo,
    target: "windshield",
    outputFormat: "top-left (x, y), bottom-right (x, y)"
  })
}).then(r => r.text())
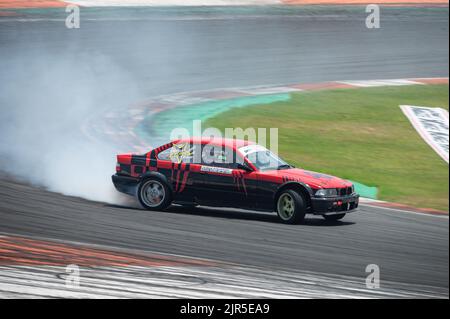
top-left (239, 145), bottom-right (291, 171)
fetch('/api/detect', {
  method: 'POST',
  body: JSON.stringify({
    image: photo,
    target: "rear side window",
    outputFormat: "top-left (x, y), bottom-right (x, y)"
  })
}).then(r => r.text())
top-left (157, 143), bottom-right (197, 164)
top-left (158, 142), bottom-right (244, 168)
top-left (201, 144), bottom-right (242, 169)
top-left (157, 147), bottom-right (172, 161)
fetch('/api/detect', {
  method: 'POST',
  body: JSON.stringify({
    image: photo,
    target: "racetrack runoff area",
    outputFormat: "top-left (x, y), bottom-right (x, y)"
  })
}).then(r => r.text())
top-left (203, 83), bottom-right (449, 212)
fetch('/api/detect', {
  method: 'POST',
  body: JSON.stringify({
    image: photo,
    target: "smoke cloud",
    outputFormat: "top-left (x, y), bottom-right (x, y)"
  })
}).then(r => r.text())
top-left (0, 47), bottom-right (140, 204)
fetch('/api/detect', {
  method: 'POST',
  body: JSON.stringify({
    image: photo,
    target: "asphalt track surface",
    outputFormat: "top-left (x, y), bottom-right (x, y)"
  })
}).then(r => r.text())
top-left (0, 177), bottom-right (448, 296)
top-left (0, 6), bottom-right (448, 297)
top-left (0, 6), bottom-right (448, 96)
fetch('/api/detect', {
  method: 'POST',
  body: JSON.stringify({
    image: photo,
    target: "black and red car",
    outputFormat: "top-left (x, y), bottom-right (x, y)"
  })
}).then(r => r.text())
top-left (112, 138), bottom-right (359, 223)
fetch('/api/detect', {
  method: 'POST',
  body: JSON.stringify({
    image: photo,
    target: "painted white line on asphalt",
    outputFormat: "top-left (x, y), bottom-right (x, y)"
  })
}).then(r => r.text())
top-left (411, 77), bottom-right (449, 81)
top-left (236, 86), bottom-right (303, 95)
top-left (0, 264), bottom-right (446, 299)
top-left (338, 79), bottom-right (423, 87)
top-left (360, 204), bottom-right (449, 219)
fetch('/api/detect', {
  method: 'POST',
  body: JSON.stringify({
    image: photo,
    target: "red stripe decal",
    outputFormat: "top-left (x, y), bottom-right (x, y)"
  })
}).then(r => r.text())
top-left (178, 172), bottom-right (190, 193)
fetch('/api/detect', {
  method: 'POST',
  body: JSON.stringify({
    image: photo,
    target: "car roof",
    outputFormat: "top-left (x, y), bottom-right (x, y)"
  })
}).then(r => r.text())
top-left (173, 137), bottom-right (255, 150)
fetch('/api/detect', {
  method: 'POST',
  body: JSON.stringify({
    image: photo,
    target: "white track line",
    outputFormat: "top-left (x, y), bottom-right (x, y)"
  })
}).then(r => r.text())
top-left (338, 79), bottom-right (423, 87)
top-left (359, 203), bottom-right (448, 219)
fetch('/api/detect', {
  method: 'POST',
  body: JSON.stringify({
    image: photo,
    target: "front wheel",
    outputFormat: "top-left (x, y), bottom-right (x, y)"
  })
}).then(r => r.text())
top-left (323, 213), bottom-right (346, 221)
top-left (137, 177), bottom-right (172, 210)
top-left (276, 189), bottom-right (307, 224)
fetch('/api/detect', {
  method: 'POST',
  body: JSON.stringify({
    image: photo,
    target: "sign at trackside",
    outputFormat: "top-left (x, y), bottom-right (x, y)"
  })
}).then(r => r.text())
top-left (400, 105), bottom-right (449, 163)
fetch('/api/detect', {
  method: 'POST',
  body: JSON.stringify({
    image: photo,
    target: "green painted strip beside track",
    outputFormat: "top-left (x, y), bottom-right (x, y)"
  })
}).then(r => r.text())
top-left (136, 93), bottom-right (291, 143)
top-left (136, 91), bottom-right (379, 199)
top-left (349, 180), bottom-right (378, 199)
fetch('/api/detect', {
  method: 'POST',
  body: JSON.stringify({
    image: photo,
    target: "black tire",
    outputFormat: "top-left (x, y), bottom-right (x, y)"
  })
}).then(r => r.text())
top-left (323, 213), bottom-right (346, 221)
top-left (137, 177), bottom-right (172, 210)
top-left (276, 189), bottom-right (307, 224)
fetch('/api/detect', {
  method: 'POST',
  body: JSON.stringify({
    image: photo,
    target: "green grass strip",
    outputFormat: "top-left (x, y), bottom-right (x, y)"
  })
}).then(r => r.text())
top-left (136, 93), bottom-right (291, 142)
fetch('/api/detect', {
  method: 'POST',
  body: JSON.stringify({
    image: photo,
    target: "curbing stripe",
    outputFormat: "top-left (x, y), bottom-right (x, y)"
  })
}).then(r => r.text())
top-left (337, 79), bottom-right (424, 87)
top-left (360, 203), bottom-right (449, 218)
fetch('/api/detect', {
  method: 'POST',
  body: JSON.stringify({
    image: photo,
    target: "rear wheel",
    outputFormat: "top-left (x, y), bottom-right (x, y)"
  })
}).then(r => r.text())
top-left (323, 213), bottom-right (346, 221)
top-left (137, 177), bottom-right (172, 210)
top-left (276, 189), bottom-right (307, 224)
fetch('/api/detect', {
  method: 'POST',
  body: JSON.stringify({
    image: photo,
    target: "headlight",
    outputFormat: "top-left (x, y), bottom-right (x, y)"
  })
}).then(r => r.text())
top-left (315, 188), bottom-right (338, 197)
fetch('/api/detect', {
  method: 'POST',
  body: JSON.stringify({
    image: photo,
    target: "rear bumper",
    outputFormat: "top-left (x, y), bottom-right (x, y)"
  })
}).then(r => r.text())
top-left (112, 174), bottom-right (139, 196)
top-left (311, 194), bottom-right (360, 215)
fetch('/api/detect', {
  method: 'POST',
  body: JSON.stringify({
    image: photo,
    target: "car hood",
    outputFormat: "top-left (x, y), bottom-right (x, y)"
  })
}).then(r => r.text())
top-left (267, 168), bottom-right (352, 189)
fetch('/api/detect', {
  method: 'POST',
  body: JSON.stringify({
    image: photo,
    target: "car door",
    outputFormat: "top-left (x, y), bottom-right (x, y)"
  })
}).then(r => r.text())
top-left (195, 144), bottom-right (258, 208)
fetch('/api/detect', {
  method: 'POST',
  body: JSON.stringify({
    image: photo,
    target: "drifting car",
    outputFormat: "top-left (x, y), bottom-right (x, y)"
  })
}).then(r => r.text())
top-left (112, 138), bottom-right (359, 223)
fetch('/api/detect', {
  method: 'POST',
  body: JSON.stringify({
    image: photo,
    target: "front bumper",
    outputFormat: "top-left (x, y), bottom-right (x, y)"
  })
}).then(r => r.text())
top-left (311, 194), bottom-right (360, 215)
top-left (112, 174), bottom-right (139, 196)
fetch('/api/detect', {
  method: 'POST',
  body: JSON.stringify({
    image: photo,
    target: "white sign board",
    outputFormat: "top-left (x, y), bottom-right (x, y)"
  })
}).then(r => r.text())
top-left (400, 105), bottom-right (449, 163)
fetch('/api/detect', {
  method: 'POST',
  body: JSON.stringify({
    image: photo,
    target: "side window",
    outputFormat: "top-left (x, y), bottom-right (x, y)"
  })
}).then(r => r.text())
top-left (179, 143), bottom-right (199, 164)
top-left (201, 145), bottom-right (240, 169)
top-left (157, 143), bottom-right (243, 168)
top-left (157, 147), bottom-right (172, 161)
top-left (157, 143), bottom-right (199, 164)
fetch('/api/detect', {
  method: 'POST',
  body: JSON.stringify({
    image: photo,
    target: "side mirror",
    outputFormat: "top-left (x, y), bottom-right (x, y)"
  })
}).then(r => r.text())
top-left (237, 163), bottom-right (253, 172)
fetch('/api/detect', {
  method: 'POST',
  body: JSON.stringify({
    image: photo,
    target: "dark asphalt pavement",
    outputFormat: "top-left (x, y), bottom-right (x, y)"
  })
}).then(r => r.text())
top-left (0, 177), bottom-right (448, 292)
